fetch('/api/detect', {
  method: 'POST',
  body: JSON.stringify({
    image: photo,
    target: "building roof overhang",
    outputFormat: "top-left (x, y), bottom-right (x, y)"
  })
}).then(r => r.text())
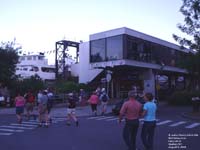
top-left (90, 59), bottom-right (188, 74)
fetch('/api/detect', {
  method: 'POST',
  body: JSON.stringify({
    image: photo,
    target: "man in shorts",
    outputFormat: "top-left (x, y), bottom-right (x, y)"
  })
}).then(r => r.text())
top-left (66, 93), bottom-right (79, 127)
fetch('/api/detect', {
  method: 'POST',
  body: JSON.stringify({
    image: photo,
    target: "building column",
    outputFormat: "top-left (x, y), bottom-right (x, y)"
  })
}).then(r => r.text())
top-left (143, 69), bottom-right (156, 96)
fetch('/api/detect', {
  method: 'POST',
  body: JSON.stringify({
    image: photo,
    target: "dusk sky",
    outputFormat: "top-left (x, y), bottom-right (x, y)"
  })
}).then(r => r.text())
top-left (0, 0), bottom-right (185, 54)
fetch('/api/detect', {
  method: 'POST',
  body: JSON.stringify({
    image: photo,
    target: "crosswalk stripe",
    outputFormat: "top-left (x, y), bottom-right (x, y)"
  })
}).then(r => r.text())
top-left (106, 118), bottom-right (119, 121)
top-left (22, 121), bottom-right (39, 125)
top-left (10, 123), bottom-right (38, 127)
top-left (0, 128), bottom-right (24, 132)
top-left (169, 121), bottom-right (186, 127)
top-left (0, 132), bottom-right (13, 135)
top-left (87, 116), bottom-right (106, 120)
top-left (0, 125), bottom-right (34, 130)
top-left (96, 116), bottom-right (115, 120)
top-left (185, 123), bottom-right (200, 129)
top-left (157, 120), bottom-right (172, 125)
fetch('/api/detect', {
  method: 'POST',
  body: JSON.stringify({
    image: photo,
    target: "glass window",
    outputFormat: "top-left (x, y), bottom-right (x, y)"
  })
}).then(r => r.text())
top-left (20, 57), bottom-right (25, 61)
top-left (106, 35), bottom-right (123, 60)
top-left (41, 67), bottom-right (55, 73)
top-left (90, 39), bottom-right (106, 62)
top-left (127, 40), bottom-right (139, 60)
top-left (27, 56), bottom-right (32, 60)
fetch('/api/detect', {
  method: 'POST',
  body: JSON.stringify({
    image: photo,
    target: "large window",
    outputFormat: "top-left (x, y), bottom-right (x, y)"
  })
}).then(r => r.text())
top-left (90, 39), bottom-right (106, 62)
top-left (106, 35), bottom-right (123, 60)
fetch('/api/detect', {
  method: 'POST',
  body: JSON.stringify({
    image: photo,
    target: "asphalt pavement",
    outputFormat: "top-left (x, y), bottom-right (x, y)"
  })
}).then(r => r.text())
top-left (0, 103), bottom-right (114, 118)
top-left (0, 101), bottom-right (199, 121)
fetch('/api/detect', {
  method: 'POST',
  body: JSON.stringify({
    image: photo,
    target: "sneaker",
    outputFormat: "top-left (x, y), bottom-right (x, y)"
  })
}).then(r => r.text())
top-left (76, 121), bottom-right (79, 127)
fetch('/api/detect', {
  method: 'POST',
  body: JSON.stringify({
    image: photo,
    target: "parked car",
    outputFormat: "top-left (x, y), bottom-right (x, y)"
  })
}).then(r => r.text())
top-left (112, 98), bottom-right (128, 116)
top-left (0, 96), bottom-right (5, 106)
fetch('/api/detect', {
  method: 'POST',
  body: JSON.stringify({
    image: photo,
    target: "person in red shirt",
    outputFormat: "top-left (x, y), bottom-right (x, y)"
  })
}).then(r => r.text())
top-left (88, 91), bottom-right (99, 116)
top-left (24, 90), bottom-right (35, 120)
top-left (119, 90), bottom-right (142, 150)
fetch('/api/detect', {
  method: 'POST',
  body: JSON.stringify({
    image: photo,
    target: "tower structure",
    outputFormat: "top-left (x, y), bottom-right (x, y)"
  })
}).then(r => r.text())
top-left (55, 40), bottom-right (79, 79)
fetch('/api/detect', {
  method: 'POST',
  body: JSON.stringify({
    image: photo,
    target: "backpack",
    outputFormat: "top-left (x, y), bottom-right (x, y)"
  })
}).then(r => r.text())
top-left (101, 94), bottom-right (108, 102)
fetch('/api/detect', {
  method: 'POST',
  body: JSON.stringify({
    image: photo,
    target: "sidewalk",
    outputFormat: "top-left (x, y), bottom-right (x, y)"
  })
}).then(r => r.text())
top-left (0, 104), bottom-right (114, 118)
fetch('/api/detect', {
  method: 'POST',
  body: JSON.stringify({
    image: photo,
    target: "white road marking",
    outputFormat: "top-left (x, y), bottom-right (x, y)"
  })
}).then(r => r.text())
top-left (0, 132), bottom-right (13, 135)
top-left (10, 123), bottom-right (37, 127)
top-left (157, 120), bottom-right (172, 125)
top-left (22, 121), bottom-right (39, 125)
top-left (96, 116), bottom-right (115, 120)
top-left (169, 121), bottom-right (186, 127)
top-left (87, 116), bottom-right (106, 120)
top-left (185, 123), bottom-right (200, 129)
top-left (0, 125), bottom-right (34, 130)
top-left (0, 128), bottom-right (24, 132)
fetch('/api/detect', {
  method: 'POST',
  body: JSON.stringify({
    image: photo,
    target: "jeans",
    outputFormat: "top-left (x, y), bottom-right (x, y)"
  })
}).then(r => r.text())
top-left (141, 121), bottom-right (156, 150)
top-left (123, 119), bottom-right (139, 150)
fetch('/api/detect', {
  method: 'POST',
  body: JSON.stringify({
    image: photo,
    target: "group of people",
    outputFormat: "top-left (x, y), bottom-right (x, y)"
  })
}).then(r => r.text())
top-left (87, 87), bottom-right (109, 116)
top-left (65, 87), bottom-right (110, 127)
top-left (14, 89), bottom-right (54, 127)
top-left (119, 90), bottom-right (157, 150)
top-left (14, 86), bottom-right (156, 149)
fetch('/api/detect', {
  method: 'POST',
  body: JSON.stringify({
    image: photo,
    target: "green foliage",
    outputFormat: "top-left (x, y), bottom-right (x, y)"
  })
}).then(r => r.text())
top-left (0, 47), bottom-right (19, 84)
top-left (10, 75), bottom-right (45, 97)
top-left (55, 81), bottom-right (78, 93)
top-left (169, 90), bottom-right (200, 106)
top-left (173, 0), bottom-right (200, 88)
top-left (55, 80), bottom-right (91, 93)
top-left (173, 0), bottom-right (200, 51)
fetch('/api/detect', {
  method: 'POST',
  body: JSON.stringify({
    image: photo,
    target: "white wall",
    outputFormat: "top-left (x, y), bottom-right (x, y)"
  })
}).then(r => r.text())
top-left (77, 42), bottom-right (102, 83)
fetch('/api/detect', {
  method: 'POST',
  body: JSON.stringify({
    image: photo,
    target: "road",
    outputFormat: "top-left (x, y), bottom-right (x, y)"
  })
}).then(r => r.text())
top-left (0, 111), bottom-right (199, 150)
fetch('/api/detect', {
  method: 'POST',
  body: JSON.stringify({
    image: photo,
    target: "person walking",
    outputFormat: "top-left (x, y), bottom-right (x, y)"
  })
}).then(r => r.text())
top-left (24, 90), bottom-right (35, 120)
top-left (99, 88), bottom-right (109, 115)
top-left (66, 93), bottom-right (79, 126)
top-left (14, 92), bottom-right (26, 124)
top-left (88, 91), bottom-right (99, 116)
top-left (141, 93), bottom-right (157, 150)
top-left (119, 90), bottom-right (142, 150)
top-left (47, 89), bottom-right (54, 123)
top-left (38, 90), bottom-right (49, 127)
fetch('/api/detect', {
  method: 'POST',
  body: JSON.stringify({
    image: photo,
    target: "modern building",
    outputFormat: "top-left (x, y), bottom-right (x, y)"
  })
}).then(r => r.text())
top-left (71, 27), bottom-right (190, 99)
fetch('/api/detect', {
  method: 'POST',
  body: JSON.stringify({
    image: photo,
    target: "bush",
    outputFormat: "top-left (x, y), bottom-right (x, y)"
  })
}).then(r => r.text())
top-left (10, 75), bottom-right (45, 97)
top-left (168, 90), bottom-right (200, 106)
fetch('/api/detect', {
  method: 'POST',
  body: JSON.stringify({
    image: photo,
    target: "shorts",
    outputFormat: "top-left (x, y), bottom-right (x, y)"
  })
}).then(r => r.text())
top-left (26, 102), bottom-right (34, 112)
top-left (38, 104), bottom-right (47, 114)
top-left (67, 108), bottom-right (76, 115)
top-left (16, 106), bottom-right (24, 115)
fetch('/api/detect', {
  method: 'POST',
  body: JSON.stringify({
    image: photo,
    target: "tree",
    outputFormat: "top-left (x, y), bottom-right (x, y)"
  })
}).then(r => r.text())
top-left (0, 47), bottom-right (19, 86)
top-left (173, 0), bottom-right (200, 90)
top-left (173, 0), bottom-right (200, 51)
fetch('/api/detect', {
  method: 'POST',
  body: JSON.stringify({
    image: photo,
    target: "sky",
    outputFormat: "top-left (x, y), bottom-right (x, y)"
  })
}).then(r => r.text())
top-left (0, 0), bottom-right (185, 60)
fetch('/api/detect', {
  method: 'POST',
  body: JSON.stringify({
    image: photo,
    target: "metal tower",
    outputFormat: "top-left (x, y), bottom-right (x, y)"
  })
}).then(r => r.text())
top-left (55, 40), bottom-right (79, 79)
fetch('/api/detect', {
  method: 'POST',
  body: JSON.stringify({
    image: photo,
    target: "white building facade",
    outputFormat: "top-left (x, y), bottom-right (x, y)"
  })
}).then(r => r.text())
top-left (71, 27), bottom-right (190, 99)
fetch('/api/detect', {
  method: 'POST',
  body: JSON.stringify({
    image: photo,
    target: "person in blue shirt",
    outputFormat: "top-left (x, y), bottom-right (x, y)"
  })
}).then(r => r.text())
top-left (141, 93), bottom-right (157, 150)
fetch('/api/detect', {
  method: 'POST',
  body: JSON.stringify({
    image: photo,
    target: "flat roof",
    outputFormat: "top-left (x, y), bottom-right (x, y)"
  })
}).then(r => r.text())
top-left (89, 27), bottom-right (189, 53)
